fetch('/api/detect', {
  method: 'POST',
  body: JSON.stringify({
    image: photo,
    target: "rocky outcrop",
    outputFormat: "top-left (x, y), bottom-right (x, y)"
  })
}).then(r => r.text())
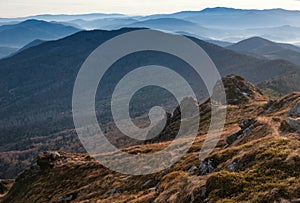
top-left (226, 118), bottom-right (256, 145)
top-left (280, 103), bottom-right (300, 133)
top-left (289, 103), bottom-right (300, 118)
top-left (57, 192), bottom-right (77, 202)
top-left (213, 75), bottom-right (267, 105)
top-left (188, 159), bottom-right (217, 176)
top-left (146, 75), bottom-right (267, 144)
top-left (280, 117), bottom-right (300, 133)
top-left (36, 151), bottom-right (61, 170)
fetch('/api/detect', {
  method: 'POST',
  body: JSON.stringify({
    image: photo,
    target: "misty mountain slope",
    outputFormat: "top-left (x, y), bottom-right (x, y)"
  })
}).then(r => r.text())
top-left (1, 28), bottom-right (300, 179)
top-left (258, 71), bottom-right (300, 97)
top-left (130, 18), bottom-right (195, 27)
top-left (245, 25), bottom-right (300, 42)
top-left (0, 47), bottom-right (18, 59)
top-left (3, 8), bottom-right (300, 43)
top-left (2, 76), bottom-right (300, 203)
top-left (133, 8), bottom-right (300, 42)
top-left (144, 7), bottom-right (300, 29)
top-left (190, 38), bottom-right (300, 83)
top-left (69, 17), bottom-right (138, 30)
top-left (0, 28), bottom-right (299, 133)
top-left (1, 28), bottom-right (299, 120)
top-left (0, 14), bottom-right (126, 23)
top-left (0, 19), bottom-right (80, 47)
top-left (127, 18), bottom-right (212, 35)
top-left (17, 39), bottom-right (46, 53)
top-left (175, 31), bottom-right (233, 47)
top-left (228, 37), bottom-right (300, 65)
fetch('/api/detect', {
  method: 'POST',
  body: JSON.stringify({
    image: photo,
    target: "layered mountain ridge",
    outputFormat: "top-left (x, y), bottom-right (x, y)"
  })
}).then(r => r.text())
top-left (0, 19), bottom-right (80, 47)
top-left (1, 28), bottom-right (300, 179)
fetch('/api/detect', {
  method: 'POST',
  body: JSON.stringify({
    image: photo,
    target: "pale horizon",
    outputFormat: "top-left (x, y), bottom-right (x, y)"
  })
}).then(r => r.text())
top-left (1, 0), bottom-right (300, 18)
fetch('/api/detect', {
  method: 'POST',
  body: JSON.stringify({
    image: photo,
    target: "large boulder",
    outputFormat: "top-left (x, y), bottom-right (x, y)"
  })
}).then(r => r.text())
top-left (37, 151), bottom-right (61, 170)
top-left (289, 103), bottom-right (300, 118)
top-left (280, 117), bottom-right (300, 133)
top-left (226, 118), bottom-right (256, 145)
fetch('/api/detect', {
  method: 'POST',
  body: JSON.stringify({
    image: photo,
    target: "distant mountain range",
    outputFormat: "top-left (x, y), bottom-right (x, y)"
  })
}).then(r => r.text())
top-left (0, 13), bottom-right (126, 23)
top-left (68, 18), bottom-right (138, 30)
top-left (1, 28), bottom-right (300, 179)
top-left (143, 7), bottom-right (300, 28)
top-left (228, 37), bottom-right (300, 65)
top-left (2, 8), bottom-right (300, 43)
top-left (0, 19), bottom-right (80, 47)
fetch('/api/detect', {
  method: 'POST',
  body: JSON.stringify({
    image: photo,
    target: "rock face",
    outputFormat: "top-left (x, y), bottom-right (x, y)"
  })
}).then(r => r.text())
top-left (198, 159), bottom-right (215, 175)
top-left (188, 159), bottom-right (216, 176)
top-left (213, 75), bottom-right (267, 105)
top-left (146, 75), bottom-right (266, 144)
top-left (289, 103), bottom-right (300, 118)
top-left (280, 117), bottom-right (300, 133)
top-left (280, 103), bottom-right (300, 133)
top-left (57, 192), bottom-right (77, 202)
top-left (226, 118), bottom-right (256, 145)
top-left (36, 151), bottom-right (61, 170)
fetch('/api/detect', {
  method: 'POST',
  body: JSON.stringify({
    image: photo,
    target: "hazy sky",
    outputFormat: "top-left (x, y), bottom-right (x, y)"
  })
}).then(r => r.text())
top-left (1, 0), bottom-right (300, 17)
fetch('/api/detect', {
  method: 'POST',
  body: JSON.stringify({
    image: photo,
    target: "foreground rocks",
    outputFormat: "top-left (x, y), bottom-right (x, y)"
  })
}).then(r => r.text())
top-left (280, 103), bottom-right (300, 133)
top-left (36, 151), bottom-right (61, 170)
top-left (226, 118), bottom-right (256, 145)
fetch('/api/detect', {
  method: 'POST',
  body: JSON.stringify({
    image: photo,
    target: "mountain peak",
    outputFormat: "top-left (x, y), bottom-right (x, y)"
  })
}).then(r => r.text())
top-left (0, 19), bottom-right (80, 47)
top-left (214, 75), bottom-right (267, 105)
top-left (232, 37), bottom-right (273, 47)
top-left (201, 7), bottom-right (244, 13)
top-left (18, 19), bottom-right (48, 25)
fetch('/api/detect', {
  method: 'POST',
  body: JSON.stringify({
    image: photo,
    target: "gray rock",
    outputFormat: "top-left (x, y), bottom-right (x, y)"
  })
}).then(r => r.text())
top-left (226, 119), bottom-right (256, 145)
top-left (242, 124), bottom-right (255, 134)
top-left (227, 162), bottom-right (237, 172)
top-left (199, 159), bottom-right (214, 175)
top-left (57, 192), bottom-right (77, 202)
top-left (226, 131), bottom-right (241, 145)
top-left (104, 188), bottom-right (119, 196)
top-left (200, 186), bottom-right (207, 199)
top-left (190, 192), bottom-right (195, 203)
top-left (285, 117), bottom-right (300, 133)
top-left (263, 100), bottom-right (274, 112)
top-left (239, 118), bottom-right (255, 129)
top-left (289, 103), bottom-right (300, 118)
top-left (148, 182), bottom-right (160, 192)
top-left (142, 179), bottom-right (153, 187)
top-left (37, 151), bottom-right (61, 170)
top-left (188, 166), bottom-right (199, 175)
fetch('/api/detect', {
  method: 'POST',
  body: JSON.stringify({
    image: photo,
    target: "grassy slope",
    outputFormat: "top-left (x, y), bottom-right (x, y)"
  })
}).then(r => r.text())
top-left (2, 91), bottom-right (300, 202)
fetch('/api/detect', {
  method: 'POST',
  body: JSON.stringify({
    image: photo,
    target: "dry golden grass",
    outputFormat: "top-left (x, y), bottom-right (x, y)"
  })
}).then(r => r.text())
top-left (2, 91), bottom-right (300, 202)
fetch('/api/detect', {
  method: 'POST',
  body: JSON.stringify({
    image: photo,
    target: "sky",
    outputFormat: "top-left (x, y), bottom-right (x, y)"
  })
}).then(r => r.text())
top-left (1, 0), bottom-right (300, 18)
